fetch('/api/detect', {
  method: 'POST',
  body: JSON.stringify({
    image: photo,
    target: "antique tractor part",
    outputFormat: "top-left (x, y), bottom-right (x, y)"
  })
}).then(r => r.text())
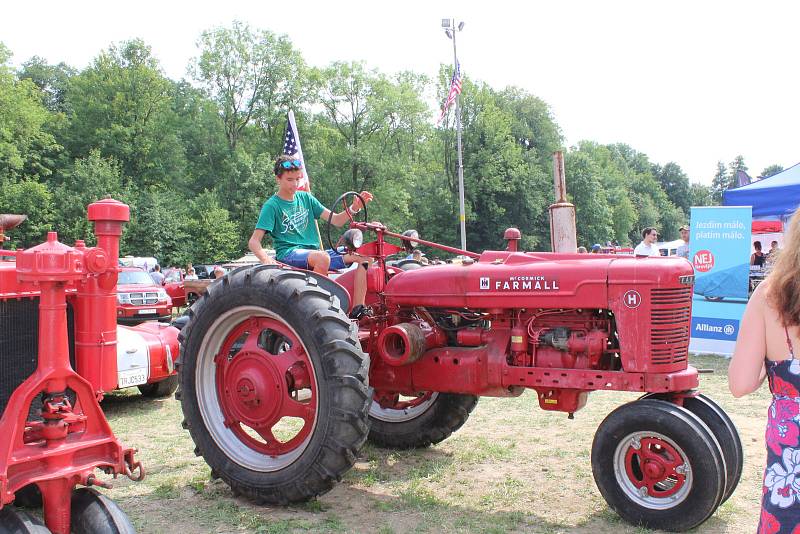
top-left (178, 190), bottom-right (738, 532)
top-left (177, 267), bottom-right (370, 504)
top-left (0, 214), bottom-right (26, 247)
top-left (0, 200), bottom-right (145, 534)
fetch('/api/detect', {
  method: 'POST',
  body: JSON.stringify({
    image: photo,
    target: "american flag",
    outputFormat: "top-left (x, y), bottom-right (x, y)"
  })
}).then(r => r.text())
top-left (436, 61), bottom-right (462, 124)
top-left (283, 110), bottom-right (310, 191)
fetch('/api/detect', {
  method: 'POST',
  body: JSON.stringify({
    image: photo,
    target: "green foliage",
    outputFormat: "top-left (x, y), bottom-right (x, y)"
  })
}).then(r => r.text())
top-left (191, 21), bottom-right (308, 152)
top-left (0, 36), bottom-right (730, 262)
top-left (52, 150), bottom-right (126, 244)
top-left (186, 190), bottom-right (240, 264)
top-left (0, 179), bottom-right (54, 247)
top-left (0, 44), bottom-right (60, 183)
top-left (18, 56), bottom-right (76, 113)
top-left (711, 161), bottom-right (731, 204)
top-left (652, 162), bottom-right (691, 215)
top-left (64, 39), bottom-right (185, 188)
top-left (761, 164), bottom-right (784, 178)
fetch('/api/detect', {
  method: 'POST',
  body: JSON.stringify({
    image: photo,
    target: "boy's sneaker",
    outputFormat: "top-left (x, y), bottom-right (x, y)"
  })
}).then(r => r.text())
top-left (349, 304), bottom-right (373, 320)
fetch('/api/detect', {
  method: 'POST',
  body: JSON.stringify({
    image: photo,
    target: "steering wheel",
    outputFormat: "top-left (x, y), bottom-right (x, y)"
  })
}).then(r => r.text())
top-left (325, 191), bottom-right (368, 251)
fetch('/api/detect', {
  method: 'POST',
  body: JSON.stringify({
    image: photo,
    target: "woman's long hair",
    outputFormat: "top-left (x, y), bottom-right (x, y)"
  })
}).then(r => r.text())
top-left (768, 210), bottom-right (800, 327)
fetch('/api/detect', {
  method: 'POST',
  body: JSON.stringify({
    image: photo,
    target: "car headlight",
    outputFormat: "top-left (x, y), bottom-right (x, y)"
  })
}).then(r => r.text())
top-left (157, 289), bottom-right (169, 301)
top-left (117, 292), bottom-right (131, 304)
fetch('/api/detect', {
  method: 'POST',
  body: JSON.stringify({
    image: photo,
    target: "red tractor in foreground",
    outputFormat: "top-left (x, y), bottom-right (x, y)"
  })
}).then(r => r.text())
top-left (177, 192), bottom-right (741, 532)
top-left (0, 200), bottom-right (179, 533)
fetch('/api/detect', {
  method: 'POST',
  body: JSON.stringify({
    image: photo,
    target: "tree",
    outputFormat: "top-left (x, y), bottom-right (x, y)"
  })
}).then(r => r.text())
top-left (566, 151), bottom-right (614, 246)
top-left (652, 162), bottom-right (691, 215)
top-left (18, 56), bottom-right (76, 113)
top-left (185, 191), bottom-right (240, 263)
top-left (65, 39), bottom-right (184, 188)
top-left (317, 61), bottom-right (392, 193)
top-left (51, 150), bottom-right (126, 244)
top-left (689, 182), bottom-right (713, 207)
top-left (191, 21), bottom-right (308, 152)
top-left (760, 164), bottom-right (784, 179)
top-left (0, 179), bottom-right (54, 247)
top-left (0, 43), bottom-right (60, 183)
top-left (710, 161), bottom-right (730, 204)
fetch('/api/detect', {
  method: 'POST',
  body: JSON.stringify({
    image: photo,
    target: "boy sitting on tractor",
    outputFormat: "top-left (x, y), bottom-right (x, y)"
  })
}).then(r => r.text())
top-left (248, 154), bottom-right (373, 319)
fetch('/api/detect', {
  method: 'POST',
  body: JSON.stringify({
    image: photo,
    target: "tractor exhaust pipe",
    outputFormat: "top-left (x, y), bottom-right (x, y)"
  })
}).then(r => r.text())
top-left (377, 322), bottom-right (447, 366)
top-left (549, 151), bottom-right (577, 253)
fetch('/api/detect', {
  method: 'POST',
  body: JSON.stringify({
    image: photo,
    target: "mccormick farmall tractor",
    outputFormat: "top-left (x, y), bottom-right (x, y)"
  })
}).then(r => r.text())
top-left (0, 200), bottom-right (179, 533)
top-left (177, 162), bottom-right (741, 532)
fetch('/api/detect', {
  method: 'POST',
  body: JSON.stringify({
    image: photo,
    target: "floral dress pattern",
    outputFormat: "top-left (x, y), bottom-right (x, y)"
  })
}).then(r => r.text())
top-left (759, 330), bottom-right (800, 533)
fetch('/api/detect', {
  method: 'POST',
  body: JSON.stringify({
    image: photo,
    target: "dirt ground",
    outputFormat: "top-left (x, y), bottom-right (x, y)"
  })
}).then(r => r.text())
top-left (94, 354), bottom-right (767, 534)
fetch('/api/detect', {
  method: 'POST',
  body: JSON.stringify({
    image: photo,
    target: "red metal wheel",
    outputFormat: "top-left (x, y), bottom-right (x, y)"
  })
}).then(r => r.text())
top-left (619, 433), bottom-right (688, 502)
top-left (372, 390), bottom-right (436, 416)
top-left (214, 316), bottom-right (316, 458)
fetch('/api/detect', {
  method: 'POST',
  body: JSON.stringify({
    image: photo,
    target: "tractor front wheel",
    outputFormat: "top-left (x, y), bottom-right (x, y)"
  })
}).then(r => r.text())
top-left (70, 488), bottom-right (134, 534)
top-left (642, 392), bottom-right (743, 504)
top-left (591, 399), bottom-right (726, 532)
top-left (178, 267), bottom-right (370, 504)
top-left (0, 507), bottom-right (50, 534)
top-left (368, 391), bottom-right (478, 449)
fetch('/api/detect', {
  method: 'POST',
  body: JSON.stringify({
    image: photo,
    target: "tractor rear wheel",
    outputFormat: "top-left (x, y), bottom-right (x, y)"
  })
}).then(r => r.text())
top-left (138, 375), bottom-right (178, 398)
top-left (591, 399), bottom-right (726, 531)
top-left (0, 507), bottom-right (50, 534)
top-left (178, 267), bottom-right (370, 504)
top-left (368, 391), bottom-right (478, 449)
top-left (70, 488), bottom-right (134, 534)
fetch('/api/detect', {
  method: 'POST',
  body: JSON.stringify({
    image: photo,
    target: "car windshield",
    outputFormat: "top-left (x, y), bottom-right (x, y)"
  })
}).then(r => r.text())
top-left (118, 270), bottom-right (154, 286)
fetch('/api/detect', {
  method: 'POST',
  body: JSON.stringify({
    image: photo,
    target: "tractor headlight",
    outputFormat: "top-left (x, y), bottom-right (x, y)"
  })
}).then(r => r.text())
top-left (342, 228), bottom-right (363, 250)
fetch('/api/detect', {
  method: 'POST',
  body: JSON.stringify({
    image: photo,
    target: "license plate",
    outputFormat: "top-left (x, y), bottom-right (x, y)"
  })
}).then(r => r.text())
top-left (118, 368), bottom-right (148, 388)
top-left (137, 308), bottom-right (157, 315)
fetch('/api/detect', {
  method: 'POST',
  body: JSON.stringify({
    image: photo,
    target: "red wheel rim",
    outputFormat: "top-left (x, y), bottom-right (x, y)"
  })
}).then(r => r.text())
top-left (374, 391), bottom-right (433, 411)
top-left (214, 316), bottom-right (316, 457)
top-left (624, 436), bottom-right (687, 498)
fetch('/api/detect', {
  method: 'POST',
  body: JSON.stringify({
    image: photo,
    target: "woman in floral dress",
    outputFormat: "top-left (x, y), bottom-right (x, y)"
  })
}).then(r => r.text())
top-left (730, 209), bottom-right (800, 533)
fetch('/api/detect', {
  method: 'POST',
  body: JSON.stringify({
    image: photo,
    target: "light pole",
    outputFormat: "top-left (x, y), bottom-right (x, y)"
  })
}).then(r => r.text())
top-left (442, 18), bottom-right (466, 251)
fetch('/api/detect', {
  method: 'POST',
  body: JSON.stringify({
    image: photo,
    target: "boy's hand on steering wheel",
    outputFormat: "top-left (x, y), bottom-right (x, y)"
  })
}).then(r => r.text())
top-left (350, 191), bottom-right (373, 212)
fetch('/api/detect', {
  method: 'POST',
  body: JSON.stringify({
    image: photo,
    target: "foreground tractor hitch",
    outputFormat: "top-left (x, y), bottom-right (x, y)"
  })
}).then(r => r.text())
top-left (0, 200), bottom-right (140, 533)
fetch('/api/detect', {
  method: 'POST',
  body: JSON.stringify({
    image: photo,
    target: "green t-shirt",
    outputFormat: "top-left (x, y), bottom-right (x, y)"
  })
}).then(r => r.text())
top-left (256, 191), bottom-right (326, 260)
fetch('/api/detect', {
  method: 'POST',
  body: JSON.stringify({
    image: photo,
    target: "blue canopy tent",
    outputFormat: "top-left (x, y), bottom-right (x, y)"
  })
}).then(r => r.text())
top-left (723, 162), bottom-right (800, 219)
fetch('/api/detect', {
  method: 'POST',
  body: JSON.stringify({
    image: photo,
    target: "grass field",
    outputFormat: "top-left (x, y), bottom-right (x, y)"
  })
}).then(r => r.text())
top-left (99, 354), bottom-right (769, 533)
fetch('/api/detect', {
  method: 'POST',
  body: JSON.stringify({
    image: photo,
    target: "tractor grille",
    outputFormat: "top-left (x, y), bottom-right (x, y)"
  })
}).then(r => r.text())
top-left (650, 287), bottom-right (692, 365)
top-left (128, 292), bottom-right (159, 305)
top-left (0, 298), bottom-right (75, 418)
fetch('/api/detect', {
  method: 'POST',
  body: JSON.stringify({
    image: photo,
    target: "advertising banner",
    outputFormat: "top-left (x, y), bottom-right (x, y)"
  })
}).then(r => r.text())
top-left (689, 206), bottom-right (752, 355)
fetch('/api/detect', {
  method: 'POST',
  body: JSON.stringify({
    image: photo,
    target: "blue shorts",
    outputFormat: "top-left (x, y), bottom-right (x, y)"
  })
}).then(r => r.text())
top-left (281, 248), bottom-right (347, 270)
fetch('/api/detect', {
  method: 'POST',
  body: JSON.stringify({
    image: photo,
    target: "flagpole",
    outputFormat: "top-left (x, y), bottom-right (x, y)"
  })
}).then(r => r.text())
top-left (286, 110), bottom-right (324, 250)
top-left (453, 35), bottom-right (466, 250)
top-left (444, 19), bottom-right (467, 251)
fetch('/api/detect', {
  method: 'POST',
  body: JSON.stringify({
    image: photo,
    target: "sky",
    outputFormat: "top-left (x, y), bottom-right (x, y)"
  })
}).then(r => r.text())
top-left (2, 0), bottom-right (797, 186)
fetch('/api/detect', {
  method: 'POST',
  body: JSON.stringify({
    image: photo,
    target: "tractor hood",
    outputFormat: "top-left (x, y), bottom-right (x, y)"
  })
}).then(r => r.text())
top-left (383, 251), bottom-right (693, 310)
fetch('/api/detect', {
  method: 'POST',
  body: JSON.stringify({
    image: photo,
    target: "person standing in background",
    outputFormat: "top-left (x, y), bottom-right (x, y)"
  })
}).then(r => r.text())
top-left (676, 226), bottom-right (690, 259)
top-left (634, 228), bottom-right (660, 257)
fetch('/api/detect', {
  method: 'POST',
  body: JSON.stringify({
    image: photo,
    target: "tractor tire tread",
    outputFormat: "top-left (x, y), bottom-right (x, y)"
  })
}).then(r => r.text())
top-left (178, 267), bottom-right (370, 505)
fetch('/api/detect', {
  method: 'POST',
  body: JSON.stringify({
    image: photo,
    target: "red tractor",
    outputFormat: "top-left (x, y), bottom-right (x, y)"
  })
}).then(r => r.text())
top-left (0, 200), bottom-right (179, 533)
top-left (177, 192), bottom-right (741, 532)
